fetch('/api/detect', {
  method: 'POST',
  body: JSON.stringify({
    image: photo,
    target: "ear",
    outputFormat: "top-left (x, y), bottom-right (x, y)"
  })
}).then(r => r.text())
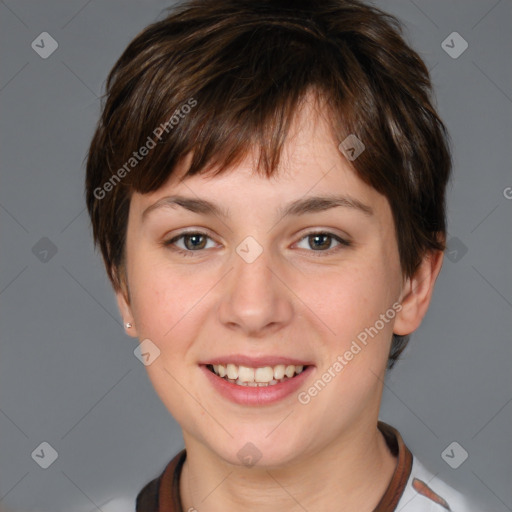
top-left (393, 249), bottom-right (444, 336)
top-left (114, 272), bottom-right (139, 338)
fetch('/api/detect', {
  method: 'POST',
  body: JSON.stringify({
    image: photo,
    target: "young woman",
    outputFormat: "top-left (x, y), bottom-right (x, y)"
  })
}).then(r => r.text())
top-left (85, 1), bottom-right (477, 510)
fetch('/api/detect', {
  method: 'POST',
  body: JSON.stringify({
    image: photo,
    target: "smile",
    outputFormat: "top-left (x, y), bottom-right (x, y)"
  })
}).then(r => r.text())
top-left (207, 363), bottom-right (306, 387)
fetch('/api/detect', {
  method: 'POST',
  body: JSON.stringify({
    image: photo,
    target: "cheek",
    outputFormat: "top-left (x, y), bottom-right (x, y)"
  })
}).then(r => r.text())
top-left (303, 257), bottom-right (399, 341)
top-left (127, 258), bottom-right (204, 346)
top-left (127, 265), bottom-right (205, 406)
top-left (301, 263), bottom-right (397, 415)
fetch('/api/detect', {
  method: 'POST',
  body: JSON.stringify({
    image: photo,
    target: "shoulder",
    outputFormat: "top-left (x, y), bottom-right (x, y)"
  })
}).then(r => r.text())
top-left (396, 455), bottom-right (481, 512)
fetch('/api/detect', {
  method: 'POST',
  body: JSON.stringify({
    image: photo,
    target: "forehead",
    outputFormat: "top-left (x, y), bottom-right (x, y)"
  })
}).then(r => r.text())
top-left (129, 96), bottom-right (389, 222)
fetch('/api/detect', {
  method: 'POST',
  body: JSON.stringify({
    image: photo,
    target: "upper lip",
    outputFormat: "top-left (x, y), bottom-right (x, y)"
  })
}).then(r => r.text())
top-left (201, 354), bottom-right (313, 367)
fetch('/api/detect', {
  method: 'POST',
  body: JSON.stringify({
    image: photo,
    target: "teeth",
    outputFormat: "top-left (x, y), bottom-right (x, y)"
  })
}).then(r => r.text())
top-left (210, 363), bottom-right (306, 385)
top-left (254, 366), bottom-right (274, 382)
top-left (235, 379), bottom-right (273, 387)
top-left (285, 365), bottom-right (296, 378)
top-left (226, 363), bottom-right (238, 380)
top-left (238, 365), bottom-right (255, 382)
top-left (273, 364), bottom-right (285, 380)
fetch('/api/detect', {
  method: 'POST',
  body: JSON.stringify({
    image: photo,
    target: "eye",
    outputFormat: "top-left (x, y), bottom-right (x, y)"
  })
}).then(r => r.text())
top-left (163, 230), bottom-right (351, 257)
top-left (295, 232), bottom-right (351, 253)
top-left (164, 231), bottom-right (217, 255)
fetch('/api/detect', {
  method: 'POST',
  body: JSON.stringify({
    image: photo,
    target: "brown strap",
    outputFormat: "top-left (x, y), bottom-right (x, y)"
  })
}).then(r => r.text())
top-left (135, 476), bottom-right (160, 511)
top-left (159, 449), bottom-right (187, 511)
top-left (372, 421), bottom-right (413, 511)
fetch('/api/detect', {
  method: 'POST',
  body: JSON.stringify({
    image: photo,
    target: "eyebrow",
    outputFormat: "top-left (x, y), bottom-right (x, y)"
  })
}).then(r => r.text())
top-left (141, 193), bottom-right (373, 221)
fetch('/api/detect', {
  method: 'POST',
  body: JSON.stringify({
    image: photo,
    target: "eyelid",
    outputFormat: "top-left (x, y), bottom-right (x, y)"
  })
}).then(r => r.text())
top-left (163, 229), bottom-right (220, 253)
top-left (292, 230), bottom-right (351, 253)
top-left (163, 228), bottom-right (351, 256)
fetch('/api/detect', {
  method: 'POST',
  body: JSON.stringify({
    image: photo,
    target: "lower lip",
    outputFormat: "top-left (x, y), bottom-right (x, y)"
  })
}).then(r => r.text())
top-left (200, 365), bottom-right (314, 406)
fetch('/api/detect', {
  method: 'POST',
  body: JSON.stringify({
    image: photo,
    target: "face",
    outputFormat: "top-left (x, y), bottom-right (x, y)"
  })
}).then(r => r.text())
top-left (118, 97), bottom-right (408, 467)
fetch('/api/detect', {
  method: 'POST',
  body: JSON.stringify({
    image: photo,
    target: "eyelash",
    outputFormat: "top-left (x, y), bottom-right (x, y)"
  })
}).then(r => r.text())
top-left (162, 230), bottom-right (351, 258)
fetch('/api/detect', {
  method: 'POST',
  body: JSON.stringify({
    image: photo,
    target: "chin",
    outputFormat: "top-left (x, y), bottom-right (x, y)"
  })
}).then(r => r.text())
top-left (204, 428), bottom-right (307, 469)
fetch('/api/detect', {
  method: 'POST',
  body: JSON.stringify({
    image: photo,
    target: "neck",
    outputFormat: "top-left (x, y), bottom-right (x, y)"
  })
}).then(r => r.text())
top-left (180, 422), bottom-right (397, 512)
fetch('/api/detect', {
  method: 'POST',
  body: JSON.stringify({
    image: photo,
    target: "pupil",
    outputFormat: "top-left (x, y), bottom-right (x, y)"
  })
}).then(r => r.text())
top-left (185, 234), bottom-right (206, 250)
top-left (310, 234), bottom-right (330, 250)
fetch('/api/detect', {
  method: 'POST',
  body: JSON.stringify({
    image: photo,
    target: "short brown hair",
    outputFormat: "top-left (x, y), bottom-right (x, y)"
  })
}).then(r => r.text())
top-left (85, 0), bottom-right (451, 368)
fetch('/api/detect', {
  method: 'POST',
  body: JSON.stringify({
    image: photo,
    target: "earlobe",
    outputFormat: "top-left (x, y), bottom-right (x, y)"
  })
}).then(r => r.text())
top-left (393, 249), bottom-right (444, 336)
top-left (115, 285), bottom-right (138, 338)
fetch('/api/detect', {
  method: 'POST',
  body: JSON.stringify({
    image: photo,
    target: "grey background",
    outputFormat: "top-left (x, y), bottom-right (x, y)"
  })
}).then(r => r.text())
top-left (0, 0), bottom-right (511, 510)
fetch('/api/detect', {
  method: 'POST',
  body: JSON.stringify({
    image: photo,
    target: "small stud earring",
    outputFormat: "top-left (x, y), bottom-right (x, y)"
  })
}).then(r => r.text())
top-left (125, 322), bottom-right (132, 329)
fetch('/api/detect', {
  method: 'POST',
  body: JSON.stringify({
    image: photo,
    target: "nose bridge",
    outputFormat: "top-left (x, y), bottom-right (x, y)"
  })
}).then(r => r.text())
top-left (217, 236), bottom-right (293, 335)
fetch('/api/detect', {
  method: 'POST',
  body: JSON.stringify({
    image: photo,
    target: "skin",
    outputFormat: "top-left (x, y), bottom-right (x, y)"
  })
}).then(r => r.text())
top-left (116, 94), bottom-right (443, 512)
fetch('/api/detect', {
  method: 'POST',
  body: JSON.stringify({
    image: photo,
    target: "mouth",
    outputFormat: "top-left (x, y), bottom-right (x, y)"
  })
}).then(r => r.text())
top-left (205, 363), bottom-right (308, 387)
top-left (200, 356), bottom-right (314, 405)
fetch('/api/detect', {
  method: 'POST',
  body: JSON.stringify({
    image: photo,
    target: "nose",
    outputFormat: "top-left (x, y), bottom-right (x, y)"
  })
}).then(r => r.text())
top-left (217, 242), bottom-right (294, 338)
